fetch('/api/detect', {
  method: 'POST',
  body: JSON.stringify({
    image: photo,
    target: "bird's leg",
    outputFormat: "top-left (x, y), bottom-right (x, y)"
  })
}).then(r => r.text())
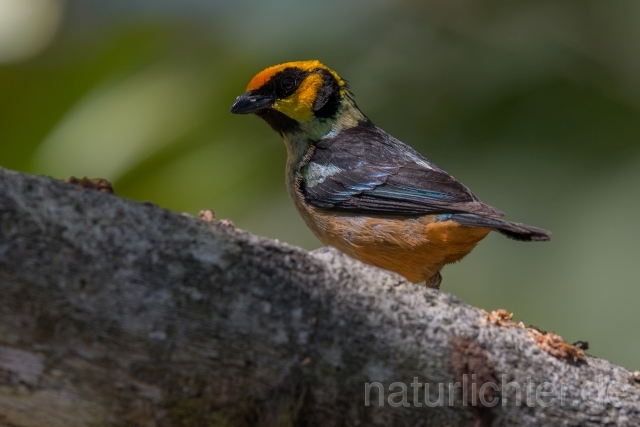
top-left (427, 271), bottom-right (442, 289)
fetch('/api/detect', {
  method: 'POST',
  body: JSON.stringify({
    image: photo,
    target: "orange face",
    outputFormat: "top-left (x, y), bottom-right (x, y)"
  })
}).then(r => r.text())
top-left (244, 61), bottom-right (346, 123)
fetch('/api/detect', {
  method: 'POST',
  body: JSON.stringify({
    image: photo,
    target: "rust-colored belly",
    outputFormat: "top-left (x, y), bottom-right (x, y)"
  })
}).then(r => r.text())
top-left (296, 202), bottom-right (490, 285)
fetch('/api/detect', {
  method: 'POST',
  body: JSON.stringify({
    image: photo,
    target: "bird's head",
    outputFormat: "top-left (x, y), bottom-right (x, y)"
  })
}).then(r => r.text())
top-left (230, 60), bottom-right (364, 139)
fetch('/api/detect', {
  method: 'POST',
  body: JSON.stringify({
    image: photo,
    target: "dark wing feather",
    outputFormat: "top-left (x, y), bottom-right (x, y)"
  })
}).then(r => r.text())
top-left (302, 120), bottom-right (503, 217)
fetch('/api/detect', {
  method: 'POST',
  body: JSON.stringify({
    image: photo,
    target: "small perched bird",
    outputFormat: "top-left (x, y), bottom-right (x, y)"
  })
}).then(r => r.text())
top-left (231, 60), bottom-right (550, 287)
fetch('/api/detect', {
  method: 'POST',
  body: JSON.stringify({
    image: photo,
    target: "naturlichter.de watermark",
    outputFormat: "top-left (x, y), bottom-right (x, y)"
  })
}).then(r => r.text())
top-left (364, 375), bottom-right (631, 408)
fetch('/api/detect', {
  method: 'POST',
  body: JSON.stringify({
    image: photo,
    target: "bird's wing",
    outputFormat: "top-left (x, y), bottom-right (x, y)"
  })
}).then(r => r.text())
top-left (301, 120), bottom-right (503, 217)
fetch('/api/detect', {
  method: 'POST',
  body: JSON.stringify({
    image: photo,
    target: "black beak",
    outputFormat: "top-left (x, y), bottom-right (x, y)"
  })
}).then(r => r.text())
top-left (230, 92), bottom-right (274, 114)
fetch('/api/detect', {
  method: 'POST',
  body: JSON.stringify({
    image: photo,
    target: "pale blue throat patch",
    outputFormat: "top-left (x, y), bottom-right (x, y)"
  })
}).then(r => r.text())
top-left (304, 162), bottom-right (343, 187)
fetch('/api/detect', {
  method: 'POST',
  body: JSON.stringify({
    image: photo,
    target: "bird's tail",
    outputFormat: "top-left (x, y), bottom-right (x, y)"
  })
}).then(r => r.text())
top-left (451, 213), bottom-right (551, 242)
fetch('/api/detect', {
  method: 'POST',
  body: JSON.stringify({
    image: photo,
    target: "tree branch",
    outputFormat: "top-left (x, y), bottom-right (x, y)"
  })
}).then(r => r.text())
top-left (0, 167), bottom-right (638, 427)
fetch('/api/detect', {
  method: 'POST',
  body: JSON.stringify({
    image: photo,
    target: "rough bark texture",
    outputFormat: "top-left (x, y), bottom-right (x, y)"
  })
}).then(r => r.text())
top-left (0, 167), bottom-right (638, 427)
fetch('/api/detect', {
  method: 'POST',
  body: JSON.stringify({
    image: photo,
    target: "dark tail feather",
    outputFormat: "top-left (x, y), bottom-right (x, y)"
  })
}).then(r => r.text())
top-left (451, 213), bottom-right (551, 242)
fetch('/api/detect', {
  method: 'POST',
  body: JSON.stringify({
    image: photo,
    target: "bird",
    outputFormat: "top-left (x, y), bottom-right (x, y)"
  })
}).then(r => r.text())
top-left (230, 60), bottom-right (550, 287)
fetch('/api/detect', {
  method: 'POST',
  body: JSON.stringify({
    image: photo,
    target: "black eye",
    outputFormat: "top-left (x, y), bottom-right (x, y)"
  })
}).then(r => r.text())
top-left (281, 76), bottom-right (296, 91)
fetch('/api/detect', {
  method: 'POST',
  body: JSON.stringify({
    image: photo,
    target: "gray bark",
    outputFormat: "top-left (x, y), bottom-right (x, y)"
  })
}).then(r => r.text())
top-left (0, 166), bottom-right (638, 427)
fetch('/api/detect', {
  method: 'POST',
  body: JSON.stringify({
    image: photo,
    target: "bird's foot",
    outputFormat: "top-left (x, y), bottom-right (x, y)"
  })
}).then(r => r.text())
top-left (427, 271), bottom-right (442, 289)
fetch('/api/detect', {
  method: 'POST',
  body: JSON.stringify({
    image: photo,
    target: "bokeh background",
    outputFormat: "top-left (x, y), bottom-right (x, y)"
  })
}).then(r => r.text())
top-left (1, 0), bottom-right (638, 369)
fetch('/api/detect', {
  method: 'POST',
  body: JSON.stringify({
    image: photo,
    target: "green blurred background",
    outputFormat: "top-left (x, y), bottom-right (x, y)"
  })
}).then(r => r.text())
top-left (1, 0), bottom-right (638, 369)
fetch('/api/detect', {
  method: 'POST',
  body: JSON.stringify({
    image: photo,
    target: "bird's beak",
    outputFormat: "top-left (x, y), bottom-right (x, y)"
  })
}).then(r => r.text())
top-left (230, 92), bottom-right (274, 114)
